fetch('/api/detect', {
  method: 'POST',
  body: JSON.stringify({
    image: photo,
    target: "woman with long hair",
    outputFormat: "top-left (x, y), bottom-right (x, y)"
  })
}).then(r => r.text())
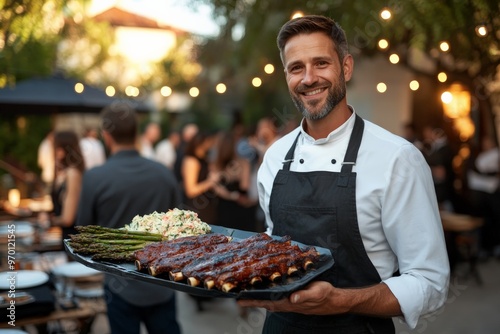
top-left (50, 130), bottom-right (85, 244)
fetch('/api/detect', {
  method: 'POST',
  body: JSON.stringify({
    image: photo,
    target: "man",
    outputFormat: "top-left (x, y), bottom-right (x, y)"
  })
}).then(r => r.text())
top-left (139, 122), bottom-right (161, 159)
top-left (76, 104), bottom-right (181, 334)
top-left (79, 127), bottom-right (106, 170)
top-left (238, 15), bottom-right (450, 333)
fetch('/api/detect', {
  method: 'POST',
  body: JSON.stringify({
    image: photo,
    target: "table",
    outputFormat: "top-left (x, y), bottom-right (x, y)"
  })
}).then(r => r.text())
top-left (0, 253), bottom-right (106, 334)
top-left (441, 211), bottom-right (484, 284)
top-left (0, 298), bottom-right (106, 332)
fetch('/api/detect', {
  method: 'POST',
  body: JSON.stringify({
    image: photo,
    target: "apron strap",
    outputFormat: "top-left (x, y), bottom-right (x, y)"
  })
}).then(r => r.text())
top-left (341, 114), bottom-right (365, 173)
top-left (282, 133), bottom-right (301, 171)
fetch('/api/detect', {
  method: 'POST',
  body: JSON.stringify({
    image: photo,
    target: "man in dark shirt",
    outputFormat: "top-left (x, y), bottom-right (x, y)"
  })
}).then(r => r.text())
top-left (76, 104), bottom-right (182, 334)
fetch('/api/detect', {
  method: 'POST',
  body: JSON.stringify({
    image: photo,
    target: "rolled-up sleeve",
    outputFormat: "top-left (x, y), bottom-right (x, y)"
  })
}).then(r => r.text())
top-left (381, 144), bottom-right (450, 328)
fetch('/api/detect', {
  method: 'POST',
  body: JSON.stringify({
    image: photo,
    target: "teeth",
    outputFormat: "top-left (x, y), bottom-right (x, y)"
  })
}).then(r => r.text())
top-left (304, 88), bottom-right (323, 96)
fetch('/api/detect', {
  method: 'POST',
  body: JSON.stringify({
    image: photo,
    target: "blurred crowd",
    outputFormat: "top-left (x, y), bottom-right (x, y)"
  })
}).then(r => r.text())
top-left (403, 122), bottom-right (500, 263)
top-left (35, 114), bottom-right (298, 237)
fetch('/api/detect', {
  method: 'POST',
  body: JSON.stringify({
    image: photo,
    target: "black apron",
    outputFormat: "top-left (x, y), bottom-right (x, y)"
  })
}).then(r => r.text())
top-left (265, 115), bottom-right (395, 334)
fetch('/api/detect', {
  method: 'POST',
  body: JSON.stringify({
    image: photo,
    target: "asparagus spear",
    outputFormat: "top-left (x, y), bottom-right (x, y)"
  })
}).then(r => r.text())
top-left (75, 225), bottom-right (164, 238)
top-left (69, 225), bottom-right (167, 262)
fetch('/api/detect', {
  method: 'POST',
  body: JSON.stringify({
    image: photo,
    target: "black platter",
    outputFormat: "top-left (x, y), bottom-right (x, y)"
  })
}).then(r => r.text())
top-left (64, 225), bottom-right (334, 300)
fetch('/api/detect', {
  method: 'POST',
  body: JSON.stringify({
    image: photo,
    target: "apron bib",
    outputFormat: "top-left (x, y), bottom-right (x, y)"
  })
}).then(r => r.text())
top-left (265, 115), bottom-right (395, 334)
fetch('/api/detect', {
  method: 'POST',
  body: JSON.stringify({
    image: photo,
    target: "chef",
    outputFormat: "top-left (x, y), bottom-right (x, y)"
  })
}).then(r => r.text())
top-left (238, 15), bottom-right (450, 333)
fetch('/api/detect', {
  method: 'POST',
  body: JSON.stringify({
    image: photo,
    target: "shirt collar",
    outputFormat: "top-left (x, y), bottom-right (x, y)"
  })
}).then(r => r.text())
top-left (298, 106), bottom-right (357, 144)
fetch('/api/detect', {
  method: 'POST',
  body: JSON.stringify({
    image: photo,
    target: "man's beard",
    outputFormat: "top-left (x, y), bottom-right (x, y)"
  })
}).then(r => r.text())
top-left (290, 75), bottom-right (346, 121)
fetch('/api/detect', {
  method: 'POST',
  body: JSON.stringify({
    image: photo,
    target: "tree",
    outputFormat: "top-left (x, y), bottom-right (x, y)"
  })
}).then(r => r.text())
top-left (191, 0), bottom-right (500, 139)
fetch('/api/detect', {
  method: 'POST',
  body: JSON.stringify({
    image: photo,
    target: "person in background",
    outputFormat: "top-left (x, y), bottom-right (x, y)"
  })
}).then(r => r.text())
top-left (139, 122), bottom-right (161, 160)
top-left (402, 121), bottom-right (424, 151)
top-left (79, 127), bottom-right (106, 170)
top-left (422, 125), bottom-right (457, 212)
top-left (173, 123), bottom-right (199, 184)
top-left (48, 130), bottom-right (85, 245)
top-left (37, 130), bottom-right (55, 194)
top-left (212, 131), bottom-right (256, 232)
top-left (180, 130), bottom-right (219, 225)
top-left (155, 130), bottom-right (180, 170)
top-left (76, 106), bottom-right (181, 334)
top-left (467, 135), bottom-right (500, 258)
top-left (238, 15), bottom-right (449, 333)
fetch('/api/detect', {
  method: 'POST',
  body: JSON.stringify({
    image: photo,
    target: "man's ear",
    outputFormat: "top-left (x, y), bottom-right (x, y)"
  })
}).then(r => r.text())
top-left (343, 54), bottom-right (354, 82)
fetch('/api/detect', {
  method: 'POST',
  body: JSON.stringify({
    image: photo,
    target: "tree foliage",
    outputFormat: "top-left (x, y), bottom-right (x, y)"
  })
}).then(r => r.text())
top-left (191, 0), bottom-right (500, 134)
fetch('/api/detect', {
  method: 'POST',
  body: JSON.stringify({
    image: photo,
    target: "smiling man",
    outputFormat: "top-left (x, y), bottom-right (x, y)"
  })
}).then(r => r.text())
top-left (238, 15), bottom-right (450, 333)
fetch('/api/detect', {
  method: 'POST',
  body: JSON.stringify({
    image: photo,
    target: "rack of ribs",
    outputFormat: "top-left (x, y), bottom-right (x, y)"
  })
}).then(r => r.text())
top-left (208, 246), bottom-right (320, 292)
top-left (149, 233), bottom-right (272, 277)
top-left (134, 233), bottom-right (231, 271)
top-left (132, 232), bottom-right (321, 293)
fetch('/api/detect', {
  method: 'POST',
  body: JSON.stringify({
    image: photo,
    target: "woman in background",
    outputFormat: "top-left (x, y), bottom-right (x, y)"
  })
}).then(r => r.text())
top-left (212, 131), bottom-right (257, 232)
top-left (50, 130), bottom-right (85, 244)
top-left (181, 131), bottom-right (219, 225)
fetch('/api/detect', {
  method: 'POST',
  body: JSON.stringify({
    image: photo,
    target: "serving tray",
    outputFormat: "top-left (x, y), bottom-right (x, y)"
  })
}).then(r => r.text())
top-left (64, 225), bottom-right (334, 300)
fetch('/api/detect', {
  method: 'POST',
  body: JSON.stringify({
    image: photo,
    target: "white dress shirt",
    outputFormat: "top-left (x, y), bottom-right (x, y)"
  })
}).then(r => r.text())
top-left (257, 110), bottom-right (450, 329)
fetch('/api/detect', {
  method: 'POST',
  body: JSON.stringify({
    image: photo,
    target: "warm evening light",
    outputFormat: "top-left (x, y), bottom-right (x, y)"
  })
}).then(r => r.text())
top-left (378, 39), bottom-right (389, 49)
top-left (264, 64), bottom-right (275, 74)
top-left (389, 54), bottom-right (400, 64)
top-left (291, 11), bottom-right (304, 19)
top-left (189, 87), bottom-right (200, 97)
top-left (439, 41), bottom-right (450, 52)
top-left (377, 83), bottom-right (387, 93)
top-left (441, 83), bottom-right (471, 119)
top-left (125, 85), bottom-right (140, 97)
top-left (475, 24), bottom-right (488, 37)
top-left (252, 77), bottom-right (262, 87)
top-left (380, 8), bottom-right (392, 20)
top-left (161, 86), bottom-right (172, 97)
top-left (74, 82), bottom-right (84, 93)
top-left (216, 83), bottom-right (227, 94)
top-left (105, 86), bottom-right (116, 97)
top-left (438, 72), bottom-right (448, 83)
top-left (409, 80), bottom-right (420, 91)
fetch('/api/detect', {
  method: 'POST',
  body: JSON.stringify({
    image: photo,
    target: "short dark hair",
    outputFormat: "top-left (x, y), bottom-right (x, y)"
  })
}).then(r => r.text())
top-left (100, 103), bottom-right (138, 145)
top-left (277, 15), bottom-right (349, 64)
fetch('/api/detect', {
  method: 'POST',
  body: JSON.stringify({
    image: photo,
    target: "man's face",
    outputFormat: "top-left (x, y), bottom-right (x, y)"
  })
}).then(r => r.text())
top-left (283, 32), bottom-right (348, 120)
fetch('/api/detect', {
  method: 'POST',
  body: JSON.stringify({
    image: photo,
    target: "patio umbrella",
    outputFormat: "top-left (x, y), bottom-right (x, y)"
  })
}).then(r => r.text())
top-left (0, 75), bottom-right (150, 114)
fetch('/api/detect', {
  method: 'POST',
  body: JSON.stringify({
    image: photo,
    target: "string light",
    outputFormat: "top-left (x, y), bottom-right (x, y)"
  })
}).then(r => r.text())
top-left (189, 87), bottom-right (199, 97)
top-left (438, 72), bottom-right (448, 83)
top-left (380, 8), bottom-right (392, 20)
top-left (264, 64), bottom-right (275, 74)
top-left (439, 41), bottom-right (450, 52)
top-left (409, 80), bottom-right (419, 91)
top-left (216, 83), bottom-right (226, 94)
top-left (74, 82), bottom-right (84, 93)
top-left (389, 54), bottom-right (400, 64)
top-left (378, 39), bottom-right (389, 50)
top-left (160, 86), bottom-right (172, 97)
top-left (105, 85), bottom-right (116, 97)
top-left (475, 24), bottom-right (488, 37)
top-left (377, 82), bottom-right (387, 93)
top-left (252, 77), bottom-right (262, 87)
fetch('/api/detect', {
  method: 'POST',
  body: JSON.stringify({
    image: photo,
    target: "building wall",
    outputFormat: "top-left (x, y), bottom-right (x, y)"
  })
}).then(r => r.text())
top-left (348, 55), bottom-right (414, 137)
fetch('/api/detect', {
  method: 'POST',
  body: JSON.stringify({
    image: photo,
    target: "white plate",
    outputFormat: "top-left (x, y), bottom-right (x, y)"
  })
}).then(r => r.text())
top-left (51, 262), bottom-right (100, 278)
top-left (0, 270), bottom-right (49, 289)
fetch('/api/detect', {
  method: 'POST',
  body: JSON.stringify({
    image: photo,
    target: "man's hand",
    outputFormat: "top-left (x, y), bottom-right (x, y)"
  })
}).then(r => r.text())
top-left (237, 281), bottom-right (401, 317)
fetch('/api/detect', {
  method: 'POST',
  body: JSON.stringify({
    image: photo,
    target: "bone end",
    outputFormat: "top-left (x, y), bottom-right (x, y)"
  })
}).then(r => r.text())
top-left (222, 282), bottom-right (237, 293)
top-left (187, 277), bottom-right (200, 286)
top-left (169, 271), bottom-right (184, 282)
top-left (269, 272), bottom-right (281, 282)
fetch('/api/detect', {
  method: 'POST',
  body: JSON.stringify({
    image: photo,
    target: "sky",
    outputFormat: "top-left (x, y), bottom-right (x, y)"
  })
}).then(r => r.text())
top-left (88, 0), bottom-right (220, 36)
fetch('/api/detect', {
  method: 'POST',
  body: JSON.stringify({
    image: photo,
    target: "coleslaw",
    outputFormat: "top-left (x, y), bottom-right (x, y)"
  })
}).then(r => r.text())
top-left (124, 208), bottom-right (211, 240)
